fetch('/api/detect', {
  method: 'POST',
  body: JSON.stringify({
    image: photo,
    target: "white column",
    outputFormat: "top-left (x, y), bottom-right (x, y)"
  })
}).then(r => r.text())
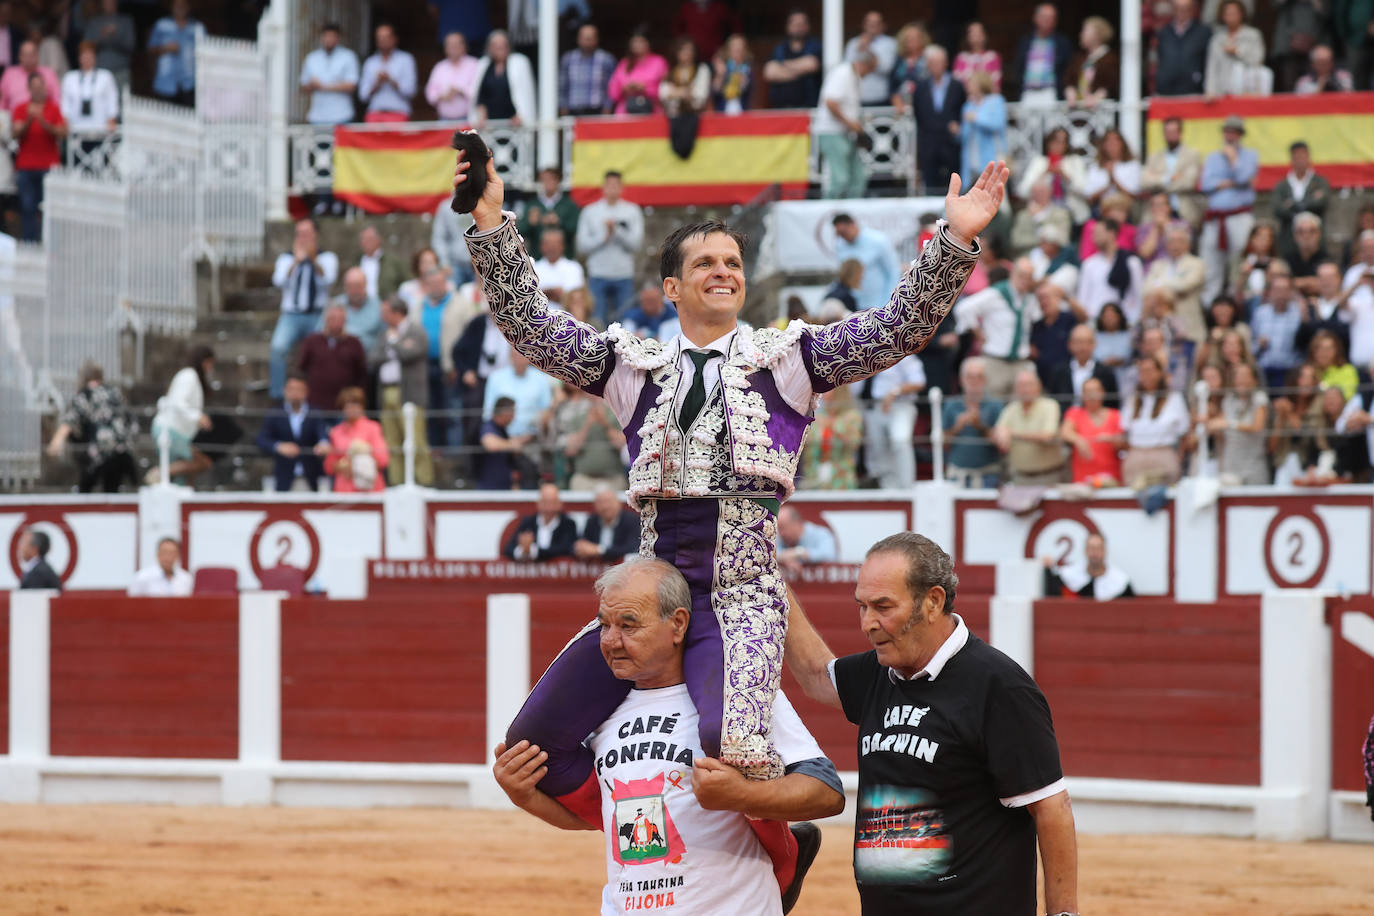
top-left (8, 590), bottom-right (52, 760)
top-left (822, 0), bottom-right (844, 75)
top-left (537, 0), bottom-right (559, 169)
top-left (138, 480), bottom-right (186, 569)
top-left (486, 593), bottom-right (531, 765)
top-left (1173, 477), bottom-right (1219, 601)
top-left (227, 591), bottom-right (282, 806)
top-left (1258, 590), bottom-right (1330, 840)
top-left (1119, 0), bottom-right (1143, 155)
top-left (258, 0), bottom-right (291, 221)
top-left (989, 597), bottom-right (1035, 677)
top-left (912, 480), bottom-right (955, 553)
top-left (382, 484), bottom-right (428, 560)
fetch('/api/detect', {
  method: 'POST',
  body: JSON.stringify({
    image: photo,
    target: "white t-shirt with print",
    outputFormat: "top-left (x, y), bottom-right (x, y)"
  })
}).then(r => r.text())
top-left (587, 685), bottom-right (824, 916)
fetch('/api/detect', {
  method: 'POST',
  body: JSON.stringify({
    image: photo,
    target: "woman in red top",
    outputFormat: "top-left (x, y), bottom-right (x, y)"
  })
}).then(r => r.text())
top-left (1060, 376), bottom-right (1123, 486)
top-left (323, 387), bottom-right (389, 493)
top-left (13, 70), bottom-right (66, 242)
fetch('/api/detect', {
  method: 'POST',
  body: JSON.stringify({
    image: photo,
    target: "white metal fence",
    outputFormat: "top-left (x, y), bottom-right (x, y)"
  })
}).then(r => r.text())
top-left (197, 35), bottom-right (269, 264)
top-left (1, 241), bottom-right (47, 487)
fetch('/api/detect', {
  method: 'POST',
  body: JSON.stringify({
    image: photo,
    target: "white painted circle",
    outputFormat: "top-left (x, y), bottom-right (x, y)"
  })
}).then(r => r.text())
top-left (1267, 515), bottom-right (1323, 586)
top-left (255, 520), bottom-right (314, 572)
top-left (1032, 518), bottom-right (1092, 569)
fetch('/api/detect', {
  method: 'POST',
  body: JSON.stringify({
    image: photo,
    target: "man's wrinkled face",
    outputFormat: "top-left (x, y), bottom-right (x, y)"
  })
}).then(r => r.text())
top-left (594, 488), bottom-right (620, 521)
top-left (1085, 535), bottom-right (1106, 567)
top-left (537, 484), bottom-right (561, 518)
top-left (598, 577), bottom-right (684, 686)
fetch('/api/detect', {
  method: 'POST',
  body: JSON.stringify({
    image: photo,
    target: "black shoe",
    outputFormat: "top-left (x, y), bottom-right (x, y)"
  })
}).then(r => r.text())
top-left (781, 821), bottom-right (821, 914)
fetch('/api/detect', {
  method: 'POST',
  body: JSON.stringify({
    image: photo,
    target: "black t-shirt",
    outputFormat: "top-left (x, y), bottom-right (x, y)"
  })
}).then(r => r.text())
top-left (834, 633), bottom-right (1063, 915)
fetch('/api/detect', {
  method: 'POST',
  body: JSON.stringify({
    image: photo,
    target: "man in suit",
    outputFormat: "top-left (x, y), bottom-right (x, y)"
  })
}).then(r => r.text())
top-left (1048, 324), bottom-right (1118, 406)
top-left (17, 527), bottom-right (62, 590)
top-left (256, 371), bottom-right (331, 492)
top-left (911, 45), bottom-right (965, 195)
top-left (369, 298), bottom-right (433, 486)
top-left (357, 225), bottom-right (407, 303)
top-left (573, 485), bottom-right (639, 561)
top-left (1273, 142), bottom-right (1332, 264)
top-left (1010, 3), bottom-right (1074, 102)
top-left (1144, 223), bottom-right (1208, 347)
top-left (504, 482), bottom-right (577, 561)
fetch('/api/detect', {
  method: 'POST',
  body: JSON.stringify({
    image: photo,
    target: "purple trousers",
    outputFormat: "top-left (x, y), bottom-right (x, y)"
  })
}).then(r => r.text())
top-left (507, 497), bottom-right (789, 796)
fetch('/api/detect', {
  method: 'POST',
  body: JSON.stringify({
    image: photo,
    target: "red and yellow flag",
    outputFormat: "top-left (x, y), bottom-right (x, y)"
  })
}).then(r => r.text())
top-left (571, 112), bottom-right (811, 206)
top-left (332, 126), bottom-right (457, 214)
top-left (1146, 92), bottom-right (1374, 190)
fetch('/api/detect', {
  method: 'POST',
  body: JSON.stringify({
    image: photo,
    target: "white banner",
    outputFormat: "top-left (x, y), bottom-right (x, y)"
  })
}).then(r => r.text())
top-left (765, 196), bottom-right (946, 274)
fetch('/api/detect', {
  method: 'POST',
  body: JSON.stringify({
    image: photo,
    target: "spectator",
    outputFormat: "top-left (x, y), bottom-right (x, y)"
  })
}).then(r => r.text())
top-left (953, 20), bottom-right (1002, 92)
top-left (776, 505), bottom-right (838, 578)
top-left (1050, 323), bottom-right (1119, 406)
top-left (1294, 43), bottom-right (1354, 93)
top-left (518, 166), bottom-right (581, 258)
top-left (1302, 260), bottom-right (1354, 356)
top-left (763, 10), bottom-right (822, 109)
top-left (711, 32), bottom-right (753, 113)
top-left (413, 266), bottom-right (466, 448)
top-left (992, 368), bottom-right (1064, 485)
top-left (270, 218), bottom-right (338, 400)
top-left (1310, 329), bottom-right (1358, 399)
top-left (452, 305), bottom-right (511, 447)
top-left (1210, 361), bottom-right (1270, 483)
top-left (1012, 179), bottom-right (1071, 258)
top-left (673, 0), bottom-right (739, 62)
top-left (1061, 374), bottom-right (1124, 487)
top-left (128, 537), bottom-right (192, 597)
top-left (1271, 0), bottom-right (1332, 91)
top-left (1121, 354), bottom-right (1190, 484)
top-left (357, 225), bottom-right (406, 304)
top-left (1141, 117), bottom-right (1204, 227)
top-left (1079, 193), bottom-right (1138, 262)
top-left (483, 346), bottom-right (554, 444)
top-left (473, 29), bottom-right (535, 126)
top-left (956, 257), bottom-right (1041, 399)
top-left (359, 23), bottom-right (417, 122)
top-left (1334, 386), bottom-right (1374, 479)
top-left (845, 10), bottom-right (898, 106)
top-left (888, 21), bottom-right (930, 113)
top-left (801, 382), bottom-right (863, 489)
top-left (503, 483), bottom-right (577, 560)
top-left (832, 213), bottom-right (899, 312)
top-left (1234, 221), bottom-right (1279, 302)
top-left (1332, 0), bottom-right (1372, 91)
top-left (1082, 130), bottom-right (1140, 212)
top-left (1274, 143), bottom-right (1331, 263)
top-left (60, 41), bottom-right (118, 142)
top-left (1093, 302), bottom-right (1132, 386)
top-left (1011, 2), bottom-right (1074, 103)
top-left (477, 395), bottom-right (535, 490)
top-left (16, 528), bottom-right (61, 590)
top-left (1065, 16), bottom-right (1119, 106)
top-left (396, 247), bottom-right (447, 313)
top-left (608, 28), bottom-right (668, 115)
top-left (573, 484), bottom-right (638, 561)
top-left (1269, 362), bottom-right (1326, 483)
top-left (297, 304), bottom-right (367, 412)
top-left (1136, 285), bottom-right (1189, 369)
top-left (147, 346), bottom-right (214, 485)
top-left (1199, 116), bottom-right (1259, 304)
top-left (1135, 193), bottom-right (1190, 269)
top-left (1287, 214), bottom-right (1329, 292)
top-left (1145, 223), bottom-right (1208, 345)
top-left (424, 32), bottom-right (478, 121)
top-left (577, 171), bottom-right (644, 324)
top-left (559, 23), bottom-right (616, 116)
top-left (620, 280), bottom-right (681, 339)
top-left (0, 40), bottom-right (57, 111)
top-left (1043, 532), bottom-right (1135, 598)
top-left (30, 19), bottom-right (67, 80)
top-left (431, 199), bottom-right (477, 286)
top-left (820, 259), bottom-right (864, 313)
top-left (45, 361), bottom-right (137, 493)
top-left (1201, 321), bottom-right (1259, 383)
top-left (1155, 0), bottom-right (1212, 96)
top-left (83, 0), bottom-right (135, 89)
top-left (960, 71), bottom-right (1007, 189)
top-left (866, 354), bottom-right (926, 490)
top-left (553, 384), bottom-right (627, 491)
top-left (1251, 262), bottom-right (1307, 389)
top-left (532, 227), bottom-right (585, 305)
top-left (1078, 218), bottom-right (1144, 324)
top-left (369, 298), bottom-right (432, 487)
top-left (300, 22), bottom-right (359, 126)
top-left (1204, 0), bottom-right (1266, 96)
top-left (1030, 278), bottom-right (1081, 386)
top-left (1342, 230), bottom-right (1374, 368)
top-left (12, 71), bottom-right (65, 242)
top-left (257, 372), bottom-right (330, 492)
top-left (659, 36), bottom-right (711, 117)
top-left (1017, 127), bottom-right (1090, 224)
top-left (942, 357), bottom-right (1004, 487)
top-left (330, 266), bottom-right (384, 354)
top-left (147, 0), bottom-right (197, 106)
top-left (912, 45), bottom-right (966, 195)
top-left (322, 386), bottom-right (389, 493)
top-left (815, 52), bottom-right (876, 199)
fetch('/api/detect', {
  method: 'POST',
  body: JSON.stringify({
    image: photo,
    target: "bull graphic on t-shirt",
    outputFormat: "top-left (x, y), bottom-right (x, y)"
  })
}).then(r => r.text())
top-left (611, 773), bottom-right (685, 866)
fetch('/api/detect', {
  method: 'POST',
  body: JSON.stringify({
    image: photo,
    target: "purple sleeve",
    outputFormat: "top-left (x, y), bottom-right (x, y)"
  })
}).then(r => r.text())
top-left (801, 226), bottom-right (979, 392)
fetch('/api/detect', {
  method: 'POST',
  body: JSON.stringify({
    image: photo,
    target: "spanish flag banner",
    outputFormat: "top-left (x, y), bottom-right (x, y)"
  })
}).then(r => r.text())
top-left (571, 112), bottom-right (811, 206)
top-left (332, 127), bottom-right (456, 214)
top-left (1146, 92), bottom-right (1374, 190)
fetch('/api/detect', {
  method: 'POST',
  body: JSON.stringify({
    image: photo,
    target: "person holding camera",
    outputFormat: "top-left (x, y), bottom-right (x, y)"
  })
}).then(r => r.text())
top-left (59, 41), bottom-right (118, 161)
top-left (575, 170), bottom-right (644, 325)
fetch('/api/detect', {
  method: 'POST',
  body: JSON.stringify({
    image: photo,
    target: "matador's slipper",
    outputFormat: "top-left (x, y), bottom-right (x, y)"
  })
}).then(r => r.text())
top-left (450, 130), bottom-right (490, 215)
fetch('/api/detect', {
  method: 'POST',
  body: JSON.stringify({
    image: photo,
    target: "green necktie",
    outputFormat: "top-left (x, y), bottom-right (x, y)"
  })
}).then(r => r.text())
top-left (679, 349), bottom-right (717, 430)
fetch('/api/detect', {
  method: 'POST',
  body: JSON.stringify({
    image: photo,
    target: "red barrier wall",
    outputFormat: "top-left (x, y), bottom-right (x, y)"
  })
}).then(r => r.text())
top-left (280, 598), bottom-right (487, 764)
top-left (1330, 598), bottom-right (1374, 793)
top-left (0, 591), bottom-right (8, 755)
top-left (1034, 598), bottom-right (1262, 785)
top-left (49, 596), bottom-right (239, 758)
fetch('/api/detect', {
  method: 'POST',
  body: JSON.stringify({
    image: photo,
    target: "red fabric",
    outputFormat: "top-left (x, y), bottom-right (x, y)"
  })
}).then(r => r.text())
top-left (363, 110), bottom-right (409, 123)
top-left (1078, 218), bottom-right (1139, 261)
top-left (671, 1), bottom-right (740, 60)
top-left (1204, 205), bottom-right (1253, 251)
top-left (555, 771), bottom-right (605, 829)
top-left (1064, 405), bottom-right (1124, 484)
top-left (324, 417), bottom-right (390, 493)
top-left (12, 100), bottom-right (63, 170)
top-left (748, 818), bottom-right (799, 892)
top-left (297, 332), bottom-right (368, 412)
